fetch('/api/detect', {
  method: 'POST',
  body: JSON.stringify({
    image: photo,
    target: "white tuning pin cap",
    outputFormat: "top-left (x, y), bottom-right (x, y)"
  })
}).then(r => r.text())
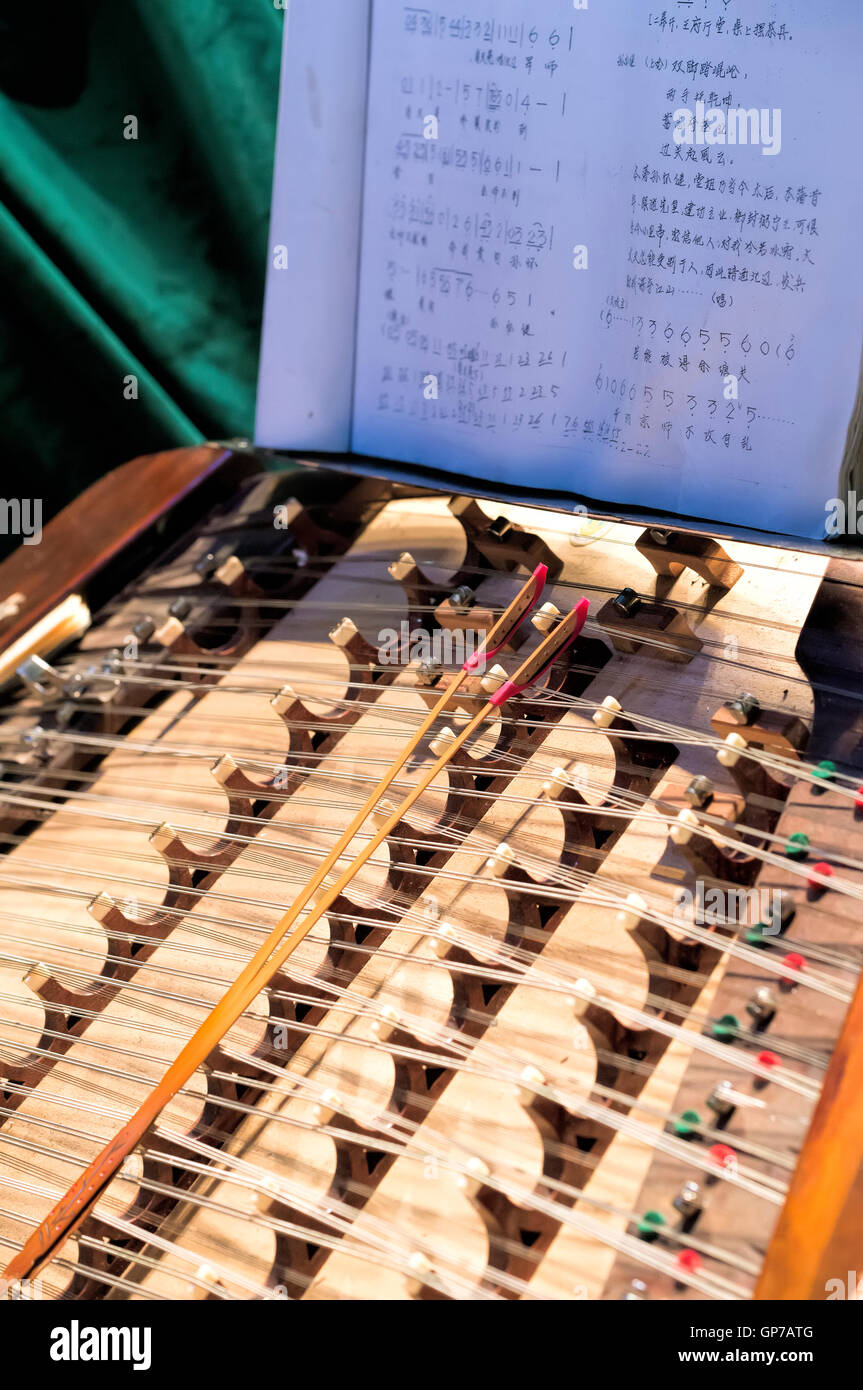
top-left (270, 683), bottom-right (298, 716)
top-left (311, 1088), bottom-right (342, 1126)
top-left (717, 730), bottom-right (747, 767)
top-left (214, 555), bottom-right (245, 588)
top-left (153, 614), bottom-right (185, 648)
top-left (87, 891), bottom-right (116, 923)
top-left (479, 662), bottom-right (509, 695)
top-left (388, 552), bottom-right (415, 582)
top-left (211, 752), bottom-right (240, 785)
top-left (570, 977), bottom-right (597, 1002)
top-left (457, 1155), bottom-right (491, 1196)
top-left (532, 601), bottom-right (562, 634)
top-left (189, 1264), bottom-right (226, 1300)
top-left (670, 807), bottom-right (700, 845)
top-left (371, 1003), bottom-right (401, 1041)
top-left (22, 963), bottom-right (53, 996)
top-left (255, 1176), bottom-right (281, 1215)
top-left (371, 798), bottom-right (399, 830)
top-left (432, 921), bottom-right (458, 959)
top-left (592, 696), bottom-right (622, 728)
top-left (121, 1153), bottom-right (144, 1182)
top-left (329, 616), bottom-right (359, 648)
top-left (405, 1251), bottom-right (434, 1296)
top-left (517, 1063), bottom-right (546, 1106)
top-left (429, 725), bottom-right (457, 757)
top-left (541, 765), bottom-right (571, 800)
top-left (484, 841), bottom-right (515, 878)
top-left (615, 892), bottom-right (648, 929)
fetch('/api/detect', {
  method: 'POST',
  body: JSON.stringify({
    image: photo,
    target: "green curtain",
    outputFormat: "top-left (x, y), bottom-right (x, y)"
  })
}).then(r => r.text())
top-left (0, 0), bottom-right (281, 535)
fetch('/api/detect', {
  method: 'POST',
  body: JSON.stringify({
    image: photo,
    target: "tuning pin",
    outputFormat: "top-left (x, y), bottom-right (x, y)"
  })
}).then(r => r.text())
top-left (711, 1012), bottom-right (741, 1044)
top-left (457, 1155), bottom-right (491, 1196)
top-left (726, 692), bottom-right (760, 725)
top-left (541, 766), bottom-right (571, 800)
top-left (479, 663), bottom-right (508, 695)
top-left (121, 1152), bottom-right (145, 1182)
top-left (417, 659), bottom-right (443, 686)
top-left (670, 808), bottom-right (700, 845)
top-left (532, 601), bottom-right (562, 634)
top-left (684, 775), bottom-right (714, 808)
top-left (168, 596), bottom-right (193, 622)
top-left (716, 731), bottom-right (747, 767)
top-left (405, 1251), bottom-right (435, 1297)
top-left (807, 861), bottom-right (834, 893)
top-left (621, 1278), bottom-right (650, 1300)
top-left (676, 1248), bottom-right (702, 1276)
top-left (672, 1109), bottom-right (703, 1141)
top-left (429, 725), bottom-right (456, 758)
top-left (188, 1264), bottom-right (227, 1301)
top-left (706, 1080), bottom-right (737, 1123)
top-left (780, 952), bottom-right (806, 989)
top-left (747, 986), bottom-right (777, 1030)
top-left (131, 615), bottom-right (156, 644)
top-left (754, 1050), bottom-right (781, 1090)
top-left (570, 977), bottom-right (597, 1002)
top-left (370, 1004), bottom-right (402, 1041)
top-left (673, 1181), bottom-right (703, 1229)
top-left (449, 584), bottom-right (475, 614)
top-left (431, 922), bottom-right (458, 959)
top-left (371, 798), bottom-right (399, 830)
top-left (636, 1210), bottom-right (666, 1242)
top-left (484, 841), bottom-right (515, 878)
top-left (213, 555), bottom-right (244, 588)
top-left (613, 587), bottom-right (642, 617)
top-left (592, 695), bottom-right (622, 728)
top-left (311, 1088), bottom-right (343, 1126)
top-left (517, 1064), bottom-right (545, 1106)
top-left (707, 1143), bottom-right (738, 1176)
top-left (615, 892), bottom-right (647, 929)
top-left (255, 1176), bottom-right (282, 1216)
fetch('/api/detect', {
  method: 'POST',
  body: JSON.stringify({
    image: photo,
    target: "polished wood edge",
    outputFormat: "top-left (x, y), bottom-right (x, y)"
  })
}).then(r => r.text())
top-left (756, 968), bottom-right (863, 1299)
top-left (0, 445), bottom-right (232, 658)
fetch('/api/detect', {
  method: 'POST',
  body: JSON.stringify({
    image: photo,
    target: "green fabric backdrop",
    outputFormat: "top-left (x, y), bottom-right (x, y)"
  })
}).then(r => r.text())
top-left (0, 0), bottom-right (281, 529)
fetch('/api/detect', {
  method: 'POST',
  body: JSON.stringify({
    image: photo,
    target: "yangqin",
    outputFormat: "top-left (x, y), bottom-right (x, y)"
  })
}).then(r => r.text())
top-left (0, 445), bottom-right (861, 1303)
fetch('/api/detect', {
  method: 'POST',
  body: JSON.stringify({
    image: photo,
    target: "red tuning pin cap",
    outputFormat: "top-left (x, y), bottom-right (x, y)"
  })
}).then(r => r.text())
top-left (708, 1143), bottom-right (737, 1170)
top-left (807, 861), bottom-right (834, 890)
top-left (677, 1249), bottom-right (702, 1274)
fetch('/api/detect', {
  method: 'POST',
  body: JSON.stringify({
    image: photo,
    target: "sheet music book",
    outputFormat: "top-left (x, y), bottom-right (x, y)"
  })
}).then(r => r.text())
top-left (255, 0), bottom-right (863, 540)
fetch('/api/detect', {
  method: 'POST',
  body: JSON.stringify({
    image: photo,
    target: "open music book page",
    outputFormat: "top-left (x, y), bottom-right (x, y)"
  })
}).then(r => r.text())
top-left (257, 0), bottom-right (863, 540)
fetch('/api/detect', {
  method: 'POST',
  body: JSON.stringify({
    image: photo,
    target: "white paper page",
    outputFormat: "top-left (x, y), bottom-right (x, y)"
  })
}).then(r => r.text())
top-left (351, 0), bottom-right (863, 537)
top-left (256, 0), bottom-right (371, 452)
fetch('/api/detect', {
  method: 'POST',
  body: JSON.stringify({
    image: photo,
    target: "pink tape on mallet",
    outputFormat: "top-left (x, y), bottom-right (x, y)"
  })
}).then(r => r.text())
top-left (489, 597), bottom-right (590, 708)
top-left (462, 563), bottom-right (548, 673)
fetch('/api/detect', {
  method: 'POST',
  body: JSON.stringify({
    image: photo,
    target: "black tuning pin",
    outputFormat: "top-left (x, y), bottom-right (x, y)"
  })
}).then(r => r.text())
top-left (726, 692), bottom-right (760, 725)
top-left (685, 775), bottom-right (714, 809)
top-left (746, 985), bottom-right (777, 1031)
top-left (673, 1180), bottom-right (703, 1232)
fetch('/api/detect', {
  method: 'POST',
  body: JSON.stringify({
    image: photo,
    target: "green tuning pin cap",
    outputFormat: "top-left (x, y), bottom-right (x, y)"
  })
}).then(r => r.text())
top-left (784, 831), bottom-right (810, 860)
top-left (745, 924), bottom-right (768, 947)
top-left (712, 1013), bottom-right (740, 1042)
top-left (637, 1210), bottom-right (667, 1239)
top-left (674, 1109), bottom-right (702, 1138)
top-left (812, 760), bottom-right (836, 781)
